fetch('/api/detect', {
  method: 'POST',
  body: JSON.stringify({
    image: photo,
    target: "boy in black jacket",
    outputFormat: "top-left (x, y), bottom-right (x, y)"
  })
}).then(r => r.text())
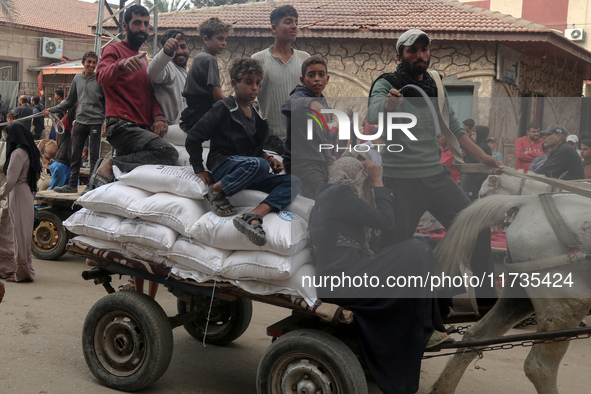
top-left (281, 56), bottom-right (333, 199)
top-left (186, 58), bottom-right (301, 246)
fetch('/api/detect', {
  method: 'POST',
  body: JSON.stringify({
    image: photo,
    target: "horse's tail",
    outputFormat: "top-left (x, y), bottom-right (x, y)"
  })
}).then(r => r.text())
top-left (434, 194), bottom-right (533, 275)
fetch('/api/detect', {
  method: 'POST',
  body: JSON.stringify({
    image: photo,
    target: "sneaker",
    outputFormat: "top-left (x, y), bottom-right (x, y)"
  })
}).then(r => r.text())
top-left (54, 185), bottom-right (78, 194)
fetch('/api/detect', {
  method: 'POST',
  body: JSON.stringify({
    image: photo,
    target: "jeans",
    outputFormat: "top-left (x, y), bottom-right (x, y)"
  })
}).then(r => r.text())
top-left (212, 156), bottom-right (301, 211)
top-left (106, 119), bottom-right (178, 173)
top-left (49, 161), bottom-right (71, 189)
top-left (68, 123), bottom-right (101, 188)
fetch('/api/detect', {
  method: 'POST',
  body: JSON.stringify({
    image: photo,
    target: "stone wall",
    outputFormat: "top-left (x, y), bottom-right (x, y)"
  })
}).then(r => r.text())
top-left (181, 36), bottom-right (584, 168)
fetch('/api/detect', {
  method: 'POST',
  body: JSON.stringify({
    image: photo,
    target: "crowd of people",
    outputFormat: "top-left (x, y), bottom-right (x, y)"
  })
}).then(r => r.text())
top-left (2, 3), bottom-right (591, 393)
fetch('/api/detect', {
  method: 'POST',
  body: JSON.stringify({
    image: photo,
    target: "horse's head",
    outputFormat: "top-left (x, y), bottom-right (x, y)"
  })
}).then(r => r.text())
top-left (479, 175), bottom-right (503, 197)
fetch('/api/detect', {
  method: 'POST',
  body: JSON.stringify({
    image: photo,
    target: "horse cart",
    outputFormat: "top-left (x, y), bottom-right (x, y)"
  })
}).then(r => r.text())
top-left (32, 187), bottom-right (86, 260)
top-left (68, 235), bottom-right (591, 394)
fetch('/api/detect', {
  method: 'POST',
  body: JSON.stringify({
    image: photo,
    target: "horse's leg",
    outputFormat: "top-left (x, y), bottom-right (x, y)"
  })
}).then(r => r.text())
top-left (430, 296), bottom-right (534, 394)
top-left (523, 298), bottom-right (591, 394)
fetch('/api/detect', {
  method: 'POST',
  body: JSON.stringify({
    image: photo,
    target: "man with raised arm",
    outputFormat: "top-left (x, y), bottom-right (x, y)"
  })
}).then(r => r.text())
top-left (147, 29), bottom-right (189, 125)
top-left (93, 4), bottom-right (178, 190)
top-left (368, 29), bottom-right (501, 316)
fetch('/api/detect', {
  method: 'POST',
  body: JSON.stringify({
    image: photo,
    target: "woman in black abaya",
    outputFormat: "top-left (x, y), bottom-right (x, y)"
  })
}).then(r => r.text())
top-left (309, 157), bottom-right (447, 394)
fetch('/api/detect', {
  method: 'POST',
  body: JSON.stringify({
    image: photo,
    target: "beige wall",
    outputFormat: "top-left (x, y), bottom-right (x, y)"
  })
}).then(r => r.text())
top-left (490, 0), bottom-right (523, 18)
top-left (566, 0), bottom-right (591, 52)
top-left (0, 26), bottom-right (95, 84)
top-left (457, 0), bottom-right (523, 18)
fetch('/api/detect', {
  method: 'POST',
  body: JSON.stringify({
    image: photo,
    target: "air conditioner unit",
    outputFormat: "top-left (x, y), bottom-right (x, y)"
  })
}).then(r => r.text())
top-left (39, 37), bottom-right (64, 59)
top-left (565, 28), bottom-right (585, 42)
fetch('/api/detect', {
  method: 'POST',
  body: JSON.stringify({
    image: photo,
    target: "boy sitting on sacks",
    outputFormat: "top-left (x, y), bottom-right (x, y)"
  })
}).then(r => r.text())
top-left (186, 58), bottom-right (301, 246)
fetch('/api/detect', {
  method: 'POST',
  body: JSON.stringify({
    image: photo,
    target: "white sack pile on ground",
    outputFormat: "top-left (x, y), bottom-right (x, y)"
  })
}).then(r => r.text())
top-left (65, 161), bottom-right (317, 305)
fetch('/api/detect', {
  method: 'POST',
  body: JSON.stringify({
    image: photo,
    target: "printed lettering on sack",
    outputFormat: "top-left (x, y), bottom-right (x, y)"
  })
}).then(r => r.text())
top-left (277, 211), bottom-right (301, 222)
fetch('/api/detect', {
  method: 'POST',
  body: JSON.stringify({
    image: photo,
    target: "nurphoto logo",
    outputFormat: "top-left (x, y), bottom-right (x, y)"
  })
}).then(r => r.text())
top-left (305, 108), bottom-right (418, 153)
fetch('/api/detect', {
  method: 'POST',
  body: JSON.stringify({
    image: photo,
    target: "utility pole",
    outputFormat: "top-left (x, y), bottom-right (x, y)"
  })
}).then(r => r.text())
top-left (94, 0), bottom-right (158, 58)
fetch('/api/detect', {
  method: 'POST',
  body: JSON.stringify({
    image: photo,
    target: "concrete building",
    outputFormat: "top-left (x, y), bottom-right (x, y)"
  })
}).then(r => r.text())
top-left (0, 0), bottom-right (100, 108)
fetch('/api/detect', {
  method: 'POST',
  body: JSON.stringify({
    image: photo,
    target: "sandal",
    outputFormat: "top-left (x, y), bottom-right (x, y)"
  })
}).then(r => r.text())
top-left (204, 185), bottom-right (236, 217)
top-left (233, 213), bottom-right (267, 246)
top-left (5, 277), bottom-right (33, 283)
top-left (87, 172), bottom-right (112, 192)
top-left (85, 157), bottom-right (114, 193)
top-left (118, 279), bottom-right (135, 291)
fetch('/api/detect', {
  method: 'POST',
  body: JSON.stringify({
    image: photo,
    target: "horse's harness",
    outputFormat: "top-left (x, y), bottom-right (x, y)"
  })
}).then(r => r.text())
top-left (515, 178), bottom-right (559, 195)
top-left (506, 193), bottom-right (589, 272)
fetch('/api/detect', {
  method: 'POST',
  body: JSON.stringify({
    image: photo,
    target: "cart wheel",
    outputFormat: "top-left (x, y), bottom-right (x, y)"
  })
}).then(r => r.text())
top-left (257, 329), bottom-right (368, 394)
top-left (82, 291), bottom-right (174, 392)
top-left (37, 177), bottom-right (51, 191)
top-left (177, 295), bottom-right (252, 346)
top-left (31, 209), bottom-right (68, 260)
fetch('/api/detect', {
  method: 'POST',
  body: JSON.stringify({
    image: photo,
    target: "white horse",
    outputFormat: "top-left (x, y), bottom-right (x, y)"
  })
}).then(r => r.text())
top-left (430, 193), bottom-right (591, 394)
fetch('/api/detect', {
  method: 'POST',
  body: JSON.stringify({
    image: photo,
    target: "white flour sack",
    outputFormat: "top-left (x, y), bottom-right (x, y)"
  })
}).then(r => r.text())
top-left (189, 207), bottom-right (309, 255)
top-left (63, 209), bottom-right (123, 241)
top-left (124, 242), bottom-right (172, 266)
top-left (227, 190), bottom-right (315, 221)
top-left (128, 192), bottom-right (209, 236)
top-left (172, 145), bottom-right (210, 169)
top-left (71, 235), bottom-right (127, 255)
top-left (162, 124), bottom-right (188, 146)
top-left (221, 248), bottom-right (312, 281)
top-left (115, 218), bottom-right (178, 250)
top-left (75, 182), bottom-right (152, 218)
top-left (113, 165), bottom-right (208, 199)
top-left (166, 236), bottom-right (230, 275)
top-left (233, 263), bottom-right (318, 306)
top-left (173, 145), bottom-right (191, 166)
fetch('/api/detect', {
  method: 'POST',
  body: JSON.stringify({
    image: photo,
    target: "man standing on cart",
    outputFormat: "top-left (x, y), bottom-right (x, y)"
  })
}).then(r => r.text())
top-left (368, 29), bottom-right (501, 316)
top-left (92, 4), bottom-right (178, 297)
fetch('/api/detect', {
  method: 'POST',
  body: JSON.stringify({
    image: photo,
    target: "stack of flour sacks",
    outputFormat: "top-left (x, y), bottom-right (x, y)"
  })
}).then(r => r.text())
top-left (64, 125), bottom-right (318, 305)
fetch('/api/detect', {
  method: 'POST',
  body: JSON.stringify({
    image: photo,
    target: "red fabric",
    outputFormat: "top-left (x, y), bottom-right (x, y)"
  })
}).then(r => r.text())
top-left (515, 136), bottom-right (543, 172)
top-left (439, 146), bottom-right (459, 182)
top-left (60, 113), bottom-right (73, 132)
top-left (95, 41), bottom-right (165, 128)
top-left (416, 229), bottom-right (507, 249)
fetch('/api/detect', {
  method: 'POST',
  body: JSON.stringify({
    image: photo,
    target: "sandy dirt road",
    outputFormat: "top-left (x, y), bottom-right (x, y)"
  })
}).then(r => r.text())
top-left (1, 254), bottom-right (590, 393)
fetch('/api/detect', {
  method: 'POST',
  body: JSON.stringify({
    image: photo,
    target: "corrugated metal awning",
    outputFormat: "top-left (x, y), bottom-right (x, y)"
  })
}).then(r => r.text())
top-left (29, 59), bottom-right (83, 75)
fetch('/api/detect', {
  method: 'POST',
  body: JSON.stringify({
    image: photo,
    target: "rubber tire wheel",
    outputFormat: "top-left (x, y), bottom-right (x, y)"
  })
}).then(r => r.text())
top-left (82, 291), bottom-right (174, 392)
top-left (31, 209), bottom-right (68, 260)
top-left (257, 329), bottom-right (368, 394)
top-left (176, 296), bottom-right (252, 346)
top-left (37, 177), bottom-right (51, 191)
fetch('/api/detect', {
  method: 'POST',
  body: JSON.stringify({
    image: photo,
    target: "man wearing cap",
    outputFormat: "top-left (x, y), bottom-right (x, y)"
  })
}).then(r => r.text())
top-left (533, 125), bottom-right (584, 180)
top-left (566, 134), bottom-right (580, 155)
top-left (515, 122), bottom-right (543, 173)
top-left (487, 136), bottom-right (503, 162)
top-left (368, 29), bottom-right (501, 316)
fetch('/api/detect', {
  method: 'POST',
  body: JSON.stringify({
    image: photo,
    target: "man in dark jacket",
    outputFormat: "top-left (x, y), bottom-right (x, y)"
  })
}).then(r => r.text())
top-left (461, 125), bottom-right (492, 200)
top-left (12, 95), bottom-right (33, 132)
top-left (31, 96), bottom-right (45, 139)
top-left (534, 125), bottom-right (584, 180)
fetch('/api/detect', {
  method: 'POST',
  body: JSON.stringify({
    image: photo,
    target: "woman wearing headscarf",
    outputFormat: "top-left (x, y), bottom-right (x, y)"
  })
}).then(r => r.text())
top-left (309, 157), bottom-right (447, 394)
top-left (0, 123), bottom-right (41, 282)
